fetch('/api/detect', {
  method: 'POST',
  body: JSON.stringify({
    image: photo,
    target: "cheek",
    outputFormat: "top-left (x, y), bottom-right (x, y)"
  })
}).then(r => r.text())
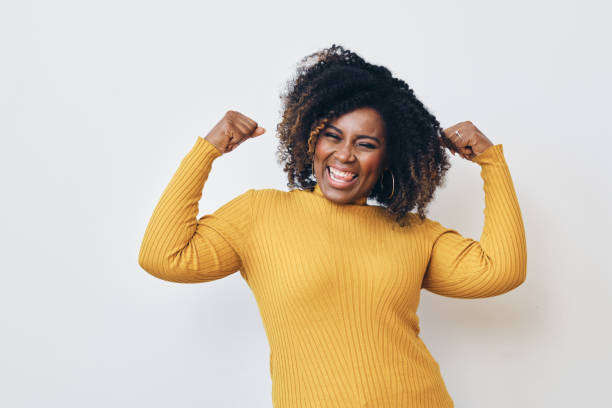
top-left (312, 148), bottom-right (323, 178)
top-left (314, 139), bottom-right (329, 155)
top-left (361, 154), bottom-right (385, 176)
top-left (313, 141), bottom-right (329, 167)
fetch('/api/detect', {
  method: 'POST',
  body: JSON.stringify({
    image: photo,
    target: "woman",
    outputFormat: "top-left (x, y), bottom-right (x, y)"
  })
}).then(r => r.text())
top-left (138, 44), bottom-right (527, 407)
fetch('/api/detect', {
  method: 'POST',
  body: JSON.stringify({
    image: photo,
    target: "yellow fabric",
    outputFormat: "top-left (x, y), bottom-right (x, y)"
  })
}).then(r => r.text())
top-left (138, 136), bottom-right (527, 407)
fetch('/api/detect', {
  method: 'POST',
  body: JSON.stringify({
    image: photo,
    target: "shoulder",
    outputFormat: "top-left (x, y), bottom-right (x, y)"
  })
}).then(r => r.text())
top-left (415, 215), bottom-right (464, 246)
top-left (248, 187), bottom-right (309, 208)
top-left (244, 187), bottom-right (317, 225)
top-left (379, 211), bottom-right (450, 239)
top-left (249, 187), bottom-right (295, 200)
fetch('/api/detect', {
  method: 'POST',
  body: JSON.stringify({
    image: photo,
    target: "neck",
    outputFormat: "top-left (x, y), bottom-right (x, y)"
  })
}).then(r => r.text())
top-left (312, 183), bottom-right (368, 206)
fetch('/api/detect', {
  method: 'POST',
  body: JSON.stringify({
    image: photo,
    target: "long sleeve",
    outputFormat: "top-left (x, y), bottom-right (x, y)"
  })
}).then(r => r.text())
top-left (421, 144), bottom-right (527, 298)
top-left (138, 136), bottom-right (253, 283)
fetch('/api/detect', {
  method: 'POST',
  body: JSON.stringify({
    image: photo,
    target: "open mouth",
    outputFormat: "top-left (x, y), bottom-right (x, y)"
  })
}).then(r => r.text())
top-left (326, 166), bottom-right (358, 188)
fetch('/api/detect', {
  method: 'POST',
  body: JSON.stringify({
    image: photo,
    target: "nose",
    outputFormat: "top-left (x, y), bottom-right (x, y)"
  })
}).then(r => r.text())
top-left (334, 141), bottom-right (355, 162)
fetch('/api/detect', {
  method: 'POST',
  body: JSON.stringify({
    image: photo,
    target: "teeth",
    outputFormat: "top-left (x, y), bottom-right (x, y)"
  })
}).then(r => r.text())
top-left (329, 171), bottom-right (348, 182)
top-left (329, 167), bottom-right (356, 179)
top-left (328, 167), bottom-right (357, 183)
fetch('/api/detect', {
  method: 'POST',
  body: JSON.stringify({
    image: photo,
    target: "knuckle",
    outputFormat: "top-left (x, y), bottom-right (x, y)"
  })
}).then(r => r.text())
top-left (225, 110), bottom-right (239, 121)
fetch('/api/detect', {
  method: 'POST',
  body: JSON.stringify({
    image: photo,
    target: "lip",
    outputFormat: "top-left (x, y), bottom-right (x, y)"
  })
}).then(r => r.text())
top-left (325, 166), bottom-right (359, 189)
top-left (328, 164), bottom-right (358, 174)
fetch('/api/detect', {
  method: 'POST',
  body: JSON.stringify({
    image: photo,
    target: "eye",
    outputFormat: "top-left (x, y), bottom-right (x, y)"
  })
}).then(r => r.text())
top-left (359, 143), bottom-right (376, 149)
top-left (325, 133), bottom-right (340, 139)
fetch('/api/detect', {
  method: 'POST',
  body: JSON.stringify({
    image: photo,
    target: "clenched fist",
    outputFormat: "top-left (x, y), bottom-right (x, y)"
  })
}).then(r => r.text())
top-left (205, 110), bottom-right (266, 154)
top-left (440, 121), bottom-right (494, 161)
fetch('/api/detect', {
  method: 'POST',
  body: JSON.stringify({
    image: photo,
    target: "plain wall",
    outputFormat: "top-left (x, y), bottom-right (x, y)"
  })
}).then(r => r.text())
top-left (1, 0), bottom-right (610, 406)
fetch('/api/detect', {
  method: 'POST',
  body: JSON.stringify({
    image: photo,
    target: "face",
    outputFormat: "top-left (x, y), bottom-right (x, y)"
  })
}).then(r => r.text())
top-left (313, 106), bottom-right (388, 205)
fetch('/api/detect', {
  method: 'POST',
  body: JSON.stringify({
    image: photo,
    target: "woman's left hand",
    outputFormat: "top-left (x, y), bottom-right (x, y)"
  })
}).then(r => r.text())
top-left (441, 121), bottom-right (494, 161)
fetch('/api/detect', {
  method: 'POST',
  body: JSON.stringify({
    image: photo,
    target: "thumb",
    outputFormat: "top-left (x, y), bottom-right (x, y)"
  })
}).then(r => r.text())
top-left (251, 126), bottom-right (266, 137)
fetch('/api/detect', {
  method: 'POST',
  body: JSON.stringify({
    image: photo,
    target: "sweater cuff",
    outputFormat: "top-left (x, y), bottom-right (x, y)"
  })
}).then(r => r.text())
top-left (472, 143), bottom-right (504, 165)
top-left (195, 136), bottom-right (224, 159)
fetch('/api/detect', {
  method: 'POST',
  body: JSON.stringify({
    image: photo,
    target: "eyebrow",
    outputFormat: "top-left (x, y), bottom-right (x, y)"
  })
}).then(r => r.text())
top-left (326, 125), bottom-right (381, 143)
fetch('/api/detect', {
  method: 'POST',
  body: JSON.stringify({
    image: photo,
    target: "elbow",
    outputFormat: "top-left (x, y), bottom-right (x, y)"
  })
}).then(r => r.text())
top-left (509, 270), bottom-right (526, 291)
top-left (138, 248), bottom-right (202, 284)
top-left (490, 239), bottom-right (527, 293)
top-left (138, 236), bottom-right (181, 282)
top-left (138, 254), bottom-right (178, 282)
top-left (512, 231), bottom-right (528, 289)
top-left (475, 255), bottom-right (526, 298)
top-left (513, 246), bottom-right (528, 287)
top-left (138, 247), bottom-right (159, 278)
top-left (503, 257), bottom-right (527, 292)
top-left (138, 251), bottom-right (153, 275)
top-left (138, 237), bottom-right (153, 273)
top-left (138, 244), bottom-right (170, 281)
top-left (515, 258), bottom-right (528, 288)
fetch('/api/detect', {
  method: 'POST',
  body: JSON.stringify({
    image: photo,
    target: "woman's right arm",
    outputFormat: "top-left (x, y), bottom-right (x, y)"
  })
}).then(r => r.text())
top-left (138, 111), bottom-right (265, 283)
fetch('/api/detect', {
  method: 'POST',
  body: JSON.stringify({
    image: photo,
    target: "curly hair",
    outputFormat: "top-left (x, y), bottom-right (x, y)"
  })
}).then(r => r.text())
top-left (275, 44), bottom-right (457, 228)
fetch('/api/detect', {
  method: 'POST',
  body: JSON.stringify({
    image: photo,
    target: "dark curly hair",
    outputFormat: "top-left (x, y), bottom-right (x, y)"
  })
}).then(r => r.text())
top-left (275, 44), bottom-right (457, 228)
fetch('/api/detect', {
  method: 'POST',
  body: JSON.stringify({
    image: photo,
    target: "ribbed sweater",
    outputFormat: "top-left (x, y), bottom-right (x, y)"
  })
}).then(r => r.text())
top-left (138, 136), bottom-right (527, 407)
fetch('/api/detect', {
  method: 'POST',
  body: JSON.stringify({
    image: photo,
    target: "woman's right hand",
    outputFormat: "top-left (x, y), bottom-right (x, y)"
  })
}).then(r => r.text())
top-left (204, 110), bottom-right (266, 154)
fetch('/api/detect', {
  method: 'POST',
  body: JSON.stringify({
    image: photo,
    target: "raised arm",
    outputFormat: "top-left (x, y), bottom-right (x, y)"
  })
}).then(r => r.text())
top-left (421, 143), bottom-right (527, 298)
top-left (138, 136), bottom-right (253, 283)
top-left (138, 110), bottom-right (266, 283)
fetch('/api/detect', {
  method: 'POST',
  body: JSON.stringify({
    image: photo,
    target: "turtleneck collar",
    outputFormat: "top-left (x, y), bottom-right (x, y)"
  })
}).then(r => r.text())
top-left (312, 183), bottom-right (368, 206)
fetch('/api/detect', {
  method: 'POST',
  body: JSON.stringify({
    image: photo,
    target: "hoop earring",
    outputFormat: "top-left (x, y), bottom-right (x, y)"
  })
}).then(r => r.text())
top-left (379, 168), bottom-right (395, 199)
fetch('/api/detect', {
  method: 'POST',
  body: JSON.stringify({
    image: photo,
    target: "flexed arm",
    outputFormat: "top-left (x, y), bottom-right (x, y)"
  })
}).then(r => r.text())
top-left (422, 122), bottom-right (527, 298)
top-left (138, 111), bottom-right (265, 283)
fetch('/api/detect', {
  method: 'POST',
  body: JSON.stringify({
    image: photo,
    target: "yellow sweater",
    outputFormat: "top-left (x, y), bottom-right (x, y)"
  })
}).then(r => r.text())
top-left (138, 136), bottom-right (527, 407)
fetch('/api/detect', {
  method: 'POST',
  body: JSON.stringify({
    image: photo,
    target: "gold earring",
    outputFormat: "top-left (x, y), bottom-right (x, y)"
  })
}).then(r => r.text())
top-left (380, 168), bottom-right (395, 199)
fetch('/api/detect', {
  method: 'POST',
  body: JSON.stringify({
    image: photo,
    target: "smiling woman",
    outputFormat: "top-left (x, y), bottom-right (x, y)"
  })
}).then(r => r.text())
top-left (138, 43), bottom-right (527, 408)
top-left (314, 106), bottom-right (388, 205)
top-left (275, 44), bottom-right (461, 226)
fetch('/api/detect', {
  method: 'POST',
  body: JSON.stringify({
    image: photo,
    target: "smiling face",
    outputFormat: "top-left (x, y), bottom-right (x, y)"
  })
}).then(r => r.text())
top-left (313, 106), bottom-right (388, 205)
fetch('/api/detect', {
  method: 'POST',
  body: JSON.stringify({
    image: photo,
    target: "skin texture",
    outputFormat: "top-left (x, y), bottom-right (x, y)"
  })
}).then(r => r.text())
top-left (314, 107), bottom-right (389, 205)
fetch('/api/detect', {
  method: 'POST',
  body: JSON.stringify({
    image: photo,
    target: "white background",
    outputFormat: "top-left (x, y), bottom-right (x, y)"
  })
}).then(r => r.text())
top-left (1, 0), bottom-right (610, 406)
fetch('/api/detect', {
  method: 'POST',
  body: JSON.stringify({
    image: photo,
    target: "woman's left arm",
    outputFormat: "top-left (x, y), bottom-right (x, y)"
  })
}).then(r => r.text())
top-left (421, 122), bottom-right (527, 298)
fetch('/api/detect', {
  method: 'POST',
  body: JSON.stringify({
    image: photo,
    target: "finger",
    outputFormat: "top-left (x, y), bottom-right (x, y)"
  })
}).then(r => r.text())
top-left (438, 132), bottom-right (454, 148)
top-left (240, 114), bottom-right (258, 129)
top-left (237, 122), bottom-right (264, 139)
top-left (237, 115), bottom-right (260, 134)
top-left (441, 122), bottom-right (465, 138)
top-left (439, 129), bottom-right (459, 149)
top-left (234, 119), bottom-right (254, 137)
top-left (461, 145), bottom-right (474, 160)
top-left (443, 122), bottom-right (470, 148)
top-left (451, 128), bottom-right (468, 148)
top-left (439, 133), bottom-right (462, 157)
top-left (250, 126), bottom-right (266, 137)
